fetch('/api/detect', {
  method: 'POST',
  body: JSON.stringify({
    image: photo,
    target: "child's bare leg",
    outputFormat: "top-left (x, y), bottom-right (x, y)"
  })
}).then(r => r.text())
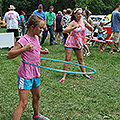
top-left (13, 90), bottom-right (29, 120)
top-left (61, 49), bottom-right (73, 80)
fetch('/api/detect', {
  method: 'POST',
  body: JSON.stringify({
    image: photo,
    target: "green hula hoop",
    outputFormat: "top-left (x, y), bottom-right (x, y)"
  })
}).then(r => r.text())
top-left (21, 58), bottom-right (96, 75)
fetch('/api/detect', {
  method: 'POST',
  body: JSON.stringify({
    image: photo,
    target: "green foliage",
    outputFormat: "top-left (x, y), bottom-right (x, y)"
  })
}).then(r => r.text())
top-left (74, 0), bottom-right (118, 15)
top-left (1, 0), bottom-right (120, 16)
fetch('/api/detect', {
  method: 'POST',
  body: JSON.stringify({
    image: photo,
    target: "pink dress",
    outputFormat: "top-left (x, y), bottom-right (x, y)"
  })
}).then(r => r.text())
top-left (17, 34), bottom-right (41, 79)
top-left (64, 20), bottom-right (85, 49)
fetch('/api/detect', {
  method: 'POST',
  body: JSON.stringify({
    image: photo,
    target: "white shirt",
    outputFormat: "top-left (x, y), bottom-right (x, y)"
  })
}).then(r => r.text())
top-left (4, 11), bottom-right (20, 29)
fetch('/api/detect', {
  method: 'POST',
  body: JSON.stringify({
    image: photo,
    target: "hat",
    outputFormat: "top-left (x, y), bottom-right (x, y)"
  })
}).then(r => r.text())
top-left (49, 6), bottom-right (54, 9)
top-left (8, 5), bottom-right (16, 10)
top-left (38, 4), bottom-right (43, 8)
top-left (58, 11), bottom-right (62, 14)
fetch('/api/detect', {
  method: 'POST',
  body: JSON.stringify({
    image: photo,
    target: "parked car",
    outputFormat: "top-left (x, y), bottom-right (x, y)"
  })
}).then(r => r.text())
top-left (90, 15), bottom-right (110, 27)
top-left (90, 15), bottom-right (111, 37)
top-left (0, 20), bottom-right (6, 28)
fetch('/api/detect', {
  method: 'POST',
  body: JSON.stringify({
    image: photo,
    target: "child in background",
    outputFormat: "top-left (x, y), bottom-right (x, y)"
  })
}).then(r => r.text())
top-left (97, 21), bottom-right (106, 52)
top-left (60, 8), bottom-right (93, 82)
top-left (83, 9), bottom-right (93, 56)
top-left (7, 15), bottom-right (50, 120)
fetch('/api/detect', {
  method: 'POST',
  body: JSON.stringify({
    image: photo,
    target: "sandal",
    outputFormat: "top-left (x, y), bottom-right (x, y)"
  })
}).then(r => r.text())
top-left (83, 75), bottom-right (93, 79)
top-left (102, 48), bottom-right (104, 50)
top-left (110, 51), bottom-right (116, 54)
top-left (100, 49), bottom-right (103, 52)
top-left (117, 50), bottom-right (120, 52)
top-left (60, 78), bottom-right (65, 82)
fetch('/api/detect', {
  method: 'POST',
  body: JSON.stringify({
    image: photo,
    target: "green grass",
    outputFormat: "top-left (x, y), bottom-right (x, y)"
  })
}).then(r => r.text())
top-left (0, 28), bottom-right (120, 120)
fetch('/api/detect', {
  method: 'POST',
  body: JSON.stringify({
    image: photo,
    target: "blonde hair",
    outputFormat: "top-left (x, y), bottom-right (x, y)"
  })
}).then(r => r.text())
top-left (26, 14), bottom-right (44, 29)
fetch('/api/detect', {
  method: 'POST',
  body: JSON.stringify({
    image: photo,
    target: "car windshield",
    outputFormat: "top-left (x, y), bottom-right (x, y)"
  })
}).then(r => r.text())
top-left (97, 17), bottom-right (102, 22)
top-left (91, 17), bottom-right (98, 21)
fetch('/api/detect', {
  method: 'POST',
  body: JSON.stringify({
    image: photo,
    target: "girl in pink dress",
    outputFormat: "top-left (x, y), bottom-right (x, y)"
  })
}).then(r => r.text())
top-left (7, 15), bottom-right (50, 120)
top-left (60, 8), bottom-right (93, 82)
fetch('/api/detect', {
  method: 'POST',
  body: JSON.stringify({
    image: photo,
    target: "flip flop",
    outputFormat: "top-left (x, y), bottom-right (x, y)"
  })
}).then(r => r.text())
top-left (110, 52), bottom-right (116, 54)
top-left (90, 76), bottom-right (93, 79)
top-left (83, 75), bottom-right (93, 79)
top-left (117, 50), bottom-right (120, 52)
top-left (102, 48), bottom-right (104, 50)
top-left (60, 79), bottom-right (65, 82)
top-left (100, 49), bottom-right (103, 52)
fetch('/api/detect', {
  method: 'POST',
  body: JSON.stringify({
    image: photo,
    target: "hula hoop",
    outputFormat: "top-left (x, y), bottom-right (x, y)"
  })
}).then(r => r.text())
top-left (80, 36), bottom-right (106, 43)
top-left (21, 58), bottom-right (96, 75)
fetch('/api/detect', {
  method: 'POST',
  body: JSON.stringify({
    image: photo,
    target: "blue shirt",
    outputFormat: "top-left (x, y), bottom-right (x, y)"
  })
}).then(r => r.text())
top-left (32, 10), bottom-right (46, 20)
top-left (97, 26), bottom-right (105, 40)
top-left (111, 10), bottom-right (120, 32)
top-left (20, 15), bottom-right (26, 25)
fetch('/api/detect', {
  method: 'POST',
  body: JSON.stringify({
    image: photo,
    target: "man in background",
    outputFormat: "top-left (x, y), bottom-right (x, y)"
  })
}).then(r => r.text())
top-left (40, 6), bottom-right (56, 46)
top-left (4, 5), bottom-right (20, 45)
top-left (33, 4), bottom-right (47, 31)
top-left (110, 3), bottom-right (120, 54)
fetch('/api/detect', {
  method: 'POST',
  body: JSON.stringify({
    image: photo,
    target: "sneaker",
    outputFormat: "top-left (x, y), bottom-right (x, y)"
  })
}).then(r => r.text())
top-left (31, 114), bottom-right (50, 120)
top-left (50, 44), bottom-right (53, 46)
top-left (54, 42), bottom-right (57, 45)
top-left (86, 52), bottom-right (91, 57)
top-left (83, 54), bottom-right (86, 56)
top-left (87, 42), bottom-right (92, 46)
top-left (92, 41), bottom-right (96, 46)
top-left (84, 53), bottom-right (91, 57)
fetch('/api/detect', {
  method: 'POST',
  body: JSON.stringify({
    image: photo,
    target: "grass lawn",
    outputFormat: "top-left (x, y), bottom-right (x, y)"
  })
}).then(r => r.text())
top-left (0, 28), bottom-right (120, 120)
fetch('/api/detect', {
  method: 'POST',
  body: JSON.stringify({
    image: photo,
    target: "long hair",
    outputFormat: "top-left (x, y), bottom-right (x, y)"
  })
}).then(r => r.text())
top-left (71, 8), bottom-right (82, 22)
top-left (85, 9), bottom-right (89, 20)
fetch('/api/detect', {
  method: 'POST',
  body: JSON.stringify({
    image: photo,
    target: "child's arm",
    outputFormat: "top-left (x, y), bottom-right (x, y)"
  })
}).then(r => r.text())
top-left (40, 48), bottom-right (49, 55)
top-left (7, 42), bottom-right (33, 59)
top-left (84, 19), bottom-right (94, 32)
top-left (63, 21), bottom-right (79, 33)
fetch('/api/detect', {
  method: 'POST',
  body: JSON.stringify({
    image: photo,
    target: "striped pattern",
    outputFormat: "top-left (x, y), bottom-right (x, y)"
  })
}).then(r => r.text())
top-left (19, 77), bottom-right (24, 89)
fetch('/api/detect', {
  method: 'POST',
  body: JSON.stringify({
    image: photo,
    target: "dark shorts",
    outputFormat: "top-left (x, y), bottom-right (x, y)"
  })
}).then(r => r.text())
top-left (65, 47), bottom-right (82, 51)
top-left (7, 29), bottom-right (19, 37)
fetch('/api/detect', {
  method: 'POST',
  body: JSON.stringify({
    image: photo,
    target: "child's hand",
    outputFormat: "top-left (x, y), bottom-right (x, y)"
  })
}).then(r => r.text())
top-left (41, 48), bottom-right (49, 55)
top-left (24, 43), bottom-right (33, 51)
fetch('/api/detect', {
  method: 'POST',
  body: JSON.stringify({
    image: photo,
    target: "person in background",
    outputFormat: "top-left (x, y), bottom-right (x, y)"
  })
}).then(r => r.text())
top-left (60, 8), bottom-right (93, 82)
top-left (32, 4), bottom-right (47, 39)
top-left (97, 21), bottom-right (106, 52)
top-left (40, 6), bottom-right (56, 46)
top-left (62, 9), bottom-right (66, 42)
top-left (4, 5), bottom-right (20, 45)
top-left (83, 9), bottom-right (93, 56)
top-left (109, 3), bottom-right (120, 54)
top-left (20, 11), bottom-right (26, 36)
top-left (54, 11), bottom-right (63, 45)
top-left (62, 8), bottom-right (72, 44)
top-left (62, 9), bottom-right (66, 16)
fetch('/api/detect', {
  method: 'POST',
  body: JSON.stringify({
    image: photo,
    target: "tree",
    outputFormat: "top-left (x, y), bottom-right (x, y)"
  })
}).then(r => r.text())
top-left (1, 0), bottom-right (120, 17)
top-left (0, 0), bottom-right (2, 17)
top-left (75, 0), bottom-right (119, 15)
